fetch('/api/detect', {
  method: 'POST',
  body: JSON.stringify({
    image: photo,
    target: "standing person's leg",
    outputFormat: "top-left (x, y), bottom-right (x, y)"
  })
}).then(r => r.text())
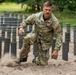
top-left (35, 42), bottom-right (51, 66)
top-left (36, 49), bottom-right (49, 66)
top-left (19, 32), bottom-right (37, 63)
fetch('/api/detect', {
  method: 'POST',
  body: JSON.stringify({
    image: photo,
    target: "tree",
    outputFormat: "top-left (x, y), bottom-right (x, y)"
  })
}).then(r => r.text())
top-left (0, 0), bottom-right (5, 3)
top-left (25, 0), bottom-right (49, 12)
top-left (5, 0), bottom-right (75, 12)
top-left (49, 0), bottom-right (76, 11)
top-left (67, 0), bottom-right (76, 11)
top-left (51, 0), bottom-right (66, 12)
top-left (4, 0), bottom-right (17, 2)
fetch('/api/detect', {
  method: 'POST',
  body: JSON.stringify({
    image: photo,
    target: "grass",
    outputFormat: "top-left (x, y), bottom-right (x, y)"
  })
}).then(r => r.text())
top-left (53, 10), bottom-right (76, 27)
top-left (0, 2), bottom-right (76, 26)
top-left (0, 3), bottom-right (26, 12)
top-left (59, 18), bottom-right (76, 26)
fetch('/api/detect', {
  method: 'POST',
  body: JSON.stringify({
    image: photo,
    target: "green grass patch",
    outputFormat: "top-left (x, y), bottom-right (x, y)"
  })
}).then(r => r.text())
top-left (59, 18), bottom-right (76, 25)
top-left (0, 3), bottom-right (26, 12)
top-left (53, 11), bottom-right (76, 27)
top-left (59, 18), bottom-right (76, 28)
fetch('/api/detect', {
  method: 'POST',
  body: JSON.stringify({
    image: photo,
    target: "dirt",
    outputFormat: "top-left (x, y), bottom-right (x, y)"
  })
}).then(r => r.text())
top-left (0, 29), bottom-right (76, 75)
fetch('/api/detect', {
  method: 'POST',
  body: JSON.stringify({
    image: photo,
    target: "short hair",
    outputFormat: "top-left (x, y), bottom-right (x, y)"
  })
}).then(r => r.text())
top-left (43, 1), bottom-right (52, 7)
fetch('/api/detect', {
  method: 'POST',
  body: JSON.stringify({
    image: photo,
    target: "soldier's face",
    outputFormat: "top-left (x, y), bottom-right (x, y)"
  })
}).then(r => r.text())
top-left (43, 6), bottom-right (52, 19)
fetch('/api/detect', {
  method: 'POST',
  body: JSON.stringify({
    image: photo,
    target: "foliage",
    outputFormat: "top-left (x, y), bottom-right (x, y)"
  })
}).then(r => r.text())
top-left (23, 0), bottom-right (76, 12)
top-left (51, 0), bottom-right (76, 11)
top-left (0, 0), bottom-right (5, 3)
top-left (1, 0), bottom-right (76, 12)
top-left (67, 0), bottom-right (76, 11)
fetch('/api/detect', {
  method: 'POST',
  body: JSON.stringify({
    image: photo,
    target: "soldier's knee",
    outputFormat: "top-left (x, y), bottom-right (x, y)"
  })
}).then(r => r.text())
top-left (23, 37), bottom-right (30, 42)
top-left (23, 32), bottom-right (37, 45)
top-left (23, 37), bottom-right (30, 44)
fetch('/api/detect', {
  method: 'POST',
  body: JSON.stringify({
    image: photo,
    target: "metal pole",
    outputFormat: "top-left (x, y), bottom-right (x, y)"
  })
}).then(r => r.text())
top-left (65, 32), bottom-right (69, 52)
top-left (11, 42), bottom-right (17, 57)
top-left (62, 42), bottom-right (68, 61)
top-left (66, 23), bottom-right (70, 42)
top-left (0, 37), bottom-right (2, 58)
top-left (74, 25), bottom-right (76, 55)
top-left (4, 38), bottom-right (10, 54)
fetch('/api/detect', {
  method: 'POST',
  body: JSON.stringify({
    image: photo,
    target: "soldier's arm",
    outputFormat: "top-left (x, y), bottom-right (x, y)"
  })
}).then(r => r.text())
top-left (52, 19), bottom-right (62, 51)
top-left (19, 14), bottom-right (36, 29)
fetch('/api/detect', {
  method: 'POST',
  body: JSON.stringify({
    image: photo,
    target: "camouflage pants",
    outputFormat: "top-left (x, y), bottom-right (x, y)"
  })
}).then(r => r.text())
top-left (20, 32), bottom-right (51, 66)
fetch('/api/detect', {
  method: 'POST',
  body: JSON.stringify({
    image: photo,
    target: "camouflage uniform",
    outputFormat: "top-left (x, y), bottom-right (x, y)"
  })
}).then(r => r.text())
top-left (19, 11), bottom-right (62, 66)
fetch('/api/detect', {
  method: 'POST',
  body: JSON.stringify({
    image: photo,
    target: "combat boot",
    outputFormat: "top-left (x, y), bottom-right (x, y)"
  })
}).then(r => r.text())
top-left (15, 56), bottom-right (28, 64)
top-left (32, 58), bottom-right (36, 63)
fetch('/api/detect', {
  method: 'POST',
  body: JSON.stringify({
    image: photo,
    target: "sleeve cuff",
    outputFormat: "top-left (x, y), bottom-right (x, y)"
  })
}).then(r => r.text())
top-left (54, 47), bottom-right (60, 51)
top-left (18, 26), bottom-right (24, 30)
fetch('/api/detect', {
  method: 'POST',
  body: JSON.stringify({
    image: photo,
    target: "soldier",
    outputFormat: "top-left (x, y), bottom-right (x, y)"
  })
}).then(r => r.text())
top-left (16, 1), bottom-right (62, 66)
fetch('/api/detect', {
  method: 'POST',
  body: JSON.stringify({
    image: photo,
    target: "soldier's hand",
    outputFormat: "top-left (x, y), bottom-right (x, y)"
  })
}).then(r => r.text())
top-left (18, 28), bottom-right (24, 35)
top-left (52, 49), bottom-right (58, 60)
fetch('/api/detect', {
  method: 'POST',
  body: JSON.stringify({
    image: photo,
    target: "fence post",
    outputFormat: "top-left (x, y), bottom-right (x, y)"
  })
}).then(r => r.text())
top-left (6, 26), bottom-right (11, 39)
top-left (0, 37), bottom-right (2, 58)
top-left (65, 32), bottom-right (69, 52)
top-left (11, 26), bottom-right (16, 42)
top-left (0, 16), bottom-right (3, 25)
top-left (11, 42), bottom-right (17, 57)
top-left (20, 14), bottom-right (23, 20)
top-left (11, 13), bottom-right (14, 18)
top-left (14, 14), bottom-right (18, 18)
top-left (66, 23), bottom-right (70, 42)
top-left (62, 42), bottom-right (68, 61)
top-left (74, 25), bottom-right (76, 55)
top-left (4, 12), bottom-right (10, 17)
top-left (18, 15), bottom-right (23, 49)
top-left (4, 38), bottom-right (10, 54)
top-left (1, 24), bottom-right (6, 40)
top-left (11, 26), bottom-right (17, 57)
